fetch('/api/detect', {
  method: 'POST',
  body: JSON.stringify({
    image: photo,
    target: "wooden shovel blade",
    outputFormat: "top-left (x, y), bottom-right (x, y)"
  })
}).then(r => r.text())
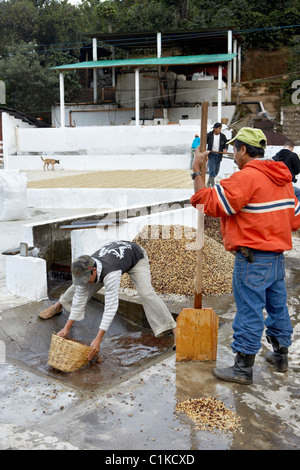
top-left (176, 308), bottom-right (218, 362)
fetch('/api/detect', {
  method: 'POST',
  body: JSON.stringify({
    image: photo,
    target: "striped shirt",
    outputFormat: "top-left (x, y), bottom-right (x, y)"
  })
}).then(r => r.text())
top-left (69, 241), bottom-right (144, 331)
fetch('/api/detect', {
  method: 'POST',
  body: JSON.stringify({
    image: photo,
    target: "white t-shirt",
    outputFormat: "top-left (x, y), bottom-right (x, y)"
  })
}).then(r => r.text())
top-left (212, 134), bottom-right (220, 152)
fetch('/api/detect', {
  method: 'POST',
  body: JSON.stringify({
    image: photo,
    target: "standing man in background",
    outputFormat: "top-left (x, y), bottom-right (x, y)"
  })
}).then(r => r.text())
top-left (206, 122), bottom-right (228, 187)
top-left (190, 133), bottom-right (200, 170)
top-left (273, 141), bottom-right (300, 201)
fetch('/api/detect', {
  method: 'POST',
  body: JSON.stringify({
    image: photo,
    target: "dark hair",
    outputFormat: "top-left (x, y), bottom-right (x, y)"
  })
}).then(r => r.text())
top-left (234, 139), bottom-right (265, 158)
top-left (284, 141), bottom-right (294, 149)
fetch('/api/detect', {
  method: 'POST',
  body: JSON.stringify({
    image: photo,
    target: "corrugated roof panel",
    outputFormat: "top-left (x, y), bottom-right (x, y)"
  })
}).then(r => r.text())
top-left (50, 53), bottom-right (237, 71)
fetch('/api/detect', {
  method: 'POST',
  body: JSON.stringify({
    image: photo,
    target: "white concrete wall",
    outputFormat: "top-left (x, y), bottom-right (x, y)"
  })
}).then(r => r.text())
top-left (2, 115), bottom-right (232, 171)
top-left (14, 124), bottom-right (207, 155)
top-left (71, 206), bottom-right (198, 261)
top-left (2, 112), bottom-right (32, 166)
top-left (6, 255), bottom-right (47, 301)
top-left (53, 104), bottom-right (236, 128)
top-left (6, 154), bottom-right (191, 171)
top-left (26, 188), bottom-right (192, 209)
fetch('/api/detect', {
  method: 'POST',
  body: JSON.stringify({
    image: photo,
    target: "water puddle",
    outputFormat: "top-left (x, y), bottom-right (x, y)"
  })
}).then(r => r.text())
top-left (3, 293), bottom-right (174, 391)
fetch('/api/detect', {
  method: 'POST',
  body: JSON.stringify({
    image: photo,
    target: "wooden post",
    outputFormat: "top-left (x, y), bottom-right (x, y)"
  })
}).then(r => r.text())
top-left (194, 102), bottom-right (208, 309)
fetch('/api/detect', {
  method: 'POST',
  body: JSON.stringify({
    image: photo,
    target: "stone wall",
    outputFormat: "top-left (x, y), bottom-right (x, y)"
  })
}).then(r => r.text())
top-left (282, 106), bottom-right (300, 145)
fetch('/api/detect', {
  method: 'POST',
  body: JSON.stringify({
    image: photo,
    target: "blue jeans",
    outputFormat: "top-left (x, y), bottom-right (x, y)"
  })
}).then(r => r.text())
top-left (208, 153), bottom-right (221, 177)
top-left (231, 250), bottom-right (293, 355)
top-left (293, 185), bottom-right (300, 201)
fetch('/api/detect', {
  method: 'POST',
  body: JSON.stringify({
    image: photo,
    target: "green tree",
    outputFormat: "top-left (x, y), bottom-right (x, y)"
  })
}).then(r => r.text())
top-left (0, 45), bottom-right (58, 112)
top-left (0, 0), bottom-right (38, 48)
top-left (0, 44), bottom-right (81, 113)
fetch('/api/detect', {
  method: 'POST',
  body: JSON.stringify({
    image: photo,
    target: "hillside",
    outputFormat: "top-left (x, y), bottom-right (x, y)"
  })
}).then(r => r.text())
top-left (234, 48), bottom-right (291, 118)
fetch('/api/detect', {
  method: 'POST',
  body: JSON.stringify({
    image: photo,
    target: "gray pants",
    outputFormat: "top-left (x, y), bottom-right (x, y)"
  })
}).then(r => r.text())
top-left (59, 251), bottom-right (176, 337)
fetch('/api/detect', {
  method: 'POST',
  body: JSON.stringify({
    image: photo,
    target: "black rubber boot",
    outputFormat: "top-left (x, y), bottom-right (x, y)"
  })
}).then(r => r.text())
top-left (212, 352), bottom-right (255, 385)
top-left (265, 336), bottom-right (288, 372)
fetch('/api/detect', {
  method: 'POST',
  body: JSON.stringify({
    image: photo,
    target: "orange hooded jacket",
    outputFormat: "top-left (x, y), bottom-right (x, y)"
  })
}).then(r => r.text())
top-left (190, 159), bottom-right (300, 252)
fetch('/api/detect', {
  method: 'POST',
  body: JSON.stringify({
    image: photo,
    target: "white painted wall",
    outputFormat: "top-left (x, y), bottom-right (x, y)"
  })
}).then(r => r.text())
top-left (6, 255), bottom-right (47, 301)
top-left (6, 154), bottom-right (190, 171)
top-left (26, 188), bottom-right (192, 209)
top-left (52, 103), bottom-right (236, 128)
top-left (71, 206), bottom-right (198, 261)
top-left (3, 111), bottom-right (299, 176)
top-left (2, 113), bottom-right (232, 171)
top-left (2, 112), bottom-right (32, 164)
top-left (14, 124), bottom-right (209, 155)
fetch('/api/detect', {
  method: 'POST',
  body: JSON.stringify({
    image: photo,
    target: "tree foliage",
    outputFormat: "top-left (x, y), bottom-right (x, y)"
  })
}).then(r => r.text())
top-left (0, 0), bottom-right (299, 114)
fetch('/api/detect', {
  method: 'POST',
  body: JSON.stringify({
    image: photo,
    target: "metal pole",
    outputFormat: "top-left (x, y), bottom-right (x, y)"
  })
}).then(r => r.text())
top-left (227, 30), bottom-right (232, 102)
top-left (157, 32), bottom-right (161, 58)
top-left (135, 68), bottom-right (140, 126)
top-left (218, 64), bottom-right (222, 122)
top-left (233, 39), bottom-right (237, 83)
top-left (112, 46), bottom-right (116, 87)
top-left (59, 72), bottom-right (65, 128)
top-left (93, 38), bottom-right (97, 103)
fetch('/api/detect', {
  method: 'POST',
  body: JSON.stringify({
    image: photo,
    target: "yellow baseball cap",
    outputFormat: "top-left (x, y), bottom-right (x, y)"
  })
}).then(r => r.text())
top-left (227, 127), bottom-right (267, 149)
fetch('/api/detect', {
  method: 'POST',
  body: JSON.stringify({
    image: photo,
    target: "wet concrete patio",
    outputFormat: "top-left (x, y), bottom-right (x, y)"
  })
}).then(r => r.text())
top-left (1, 252), bottom-right (300, 451)
top-left (0, 171), bottom-right (300, 451)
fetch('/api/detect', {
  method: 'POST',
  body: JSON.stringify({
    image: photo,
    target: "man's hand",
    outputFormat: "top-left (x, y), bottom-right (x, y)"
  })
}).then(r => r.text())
top-left (57, 319), bottom-right (74, 338)
top-left (57, 327), bottom-right (69, 338)
top-left (192, 148), bottom-right (210, 172)
top-left (88, 329), bottom-right (105, 361)
top-left (88, 337), bottom-right (101, 360)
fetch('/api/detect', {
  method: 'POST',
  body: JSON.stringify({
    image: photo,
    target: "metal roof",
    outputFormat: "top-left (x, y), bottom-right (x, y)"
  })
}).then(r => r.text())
top-left (51, 53), bottom-right (237, 72)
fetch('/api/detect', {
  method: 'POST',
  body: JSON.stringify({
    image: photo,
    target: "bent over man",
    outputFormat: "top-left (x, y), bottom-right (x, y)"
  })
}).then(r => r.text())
top-left (39, 240), bottom-right (177, 360)
top-left (190, 127), bottom-right (300, 385)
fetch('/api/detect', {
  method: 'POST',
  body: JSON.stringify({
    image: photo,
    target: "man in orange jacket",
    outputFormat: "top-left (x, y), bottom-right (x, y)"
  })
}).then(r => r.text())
top-left (190, 127), bottom-right (300, 385)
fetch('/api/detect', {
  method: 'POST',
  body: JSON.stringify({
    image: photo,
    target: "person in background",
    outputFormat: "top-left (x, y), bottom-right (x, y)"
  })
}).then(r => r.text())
top-left (39, 240), bottom-right (177, 360)
top-left (190, 134), bottom-right (200, 170)
top-left (190, 127), bottom-right (300, 385)
top-left (273, 141), bottom-right (300, 201)
top-left (206, 122), bottom-right (228, 187)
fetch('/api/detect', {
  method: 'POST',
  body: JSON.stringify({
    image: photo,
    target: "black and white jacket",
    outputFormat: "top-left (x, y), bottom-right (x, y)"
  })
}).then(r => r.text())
top-left (69, 241), bottom-right (144, 331)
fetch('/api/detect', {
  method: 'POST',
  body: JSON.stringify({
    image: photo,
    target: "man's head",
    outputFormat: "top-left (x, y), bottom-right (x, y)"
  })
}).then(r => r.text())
top-left (213, 122), bottom-right (222, 135)
top-left (283, 141), bottom-right (294, 151)
top-left (71, 255), bottom-right (97, 286)
top-left (227, 127), bottom-right (267, 169)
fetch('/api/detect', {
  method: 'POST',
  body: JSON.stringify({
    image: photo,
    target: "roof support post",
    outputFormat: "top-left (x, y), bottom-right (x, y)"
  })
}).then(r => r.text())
top-left (135, 67), bottom-right (140, 126)
top-left (233, 39), bottom-right (237, 83)
top-left (238, 44), bottom-right (242, 83)
top-left (112, 46), bottom-right (116, 87)
top-left (157, 32), bottom-right (161, 58)
top-left (93, 38), bottom-right (97, 102)
top-left (157, 32), bottom-right (162, 99)
top-left (218, 64), bottom-right (222, 122)
top-left (59, 72), bottom-right (65, 128)
top-left (227, 30), bottom-right (232, 101)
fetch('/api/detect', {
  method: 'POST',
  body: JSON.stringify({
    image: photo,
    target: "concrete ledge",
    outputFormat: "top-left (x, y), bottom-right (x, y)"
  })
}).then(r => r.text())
top-left (71, 206), bottom-right (197, 260)
top-left (20, 199), bottom-right (191, 270)
top-left (6, 255), bottom-right (47, 301)
top-left (94, 290), bottom-right (183, 331)
top-left (27, 188), bottom-right (193, 209)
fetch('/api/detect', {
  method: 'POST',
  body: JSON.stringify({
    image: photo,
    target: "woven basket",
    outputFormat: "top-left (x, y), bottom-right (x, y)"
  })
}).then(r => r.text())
top-left (48, 334), bottom-right (92, 372)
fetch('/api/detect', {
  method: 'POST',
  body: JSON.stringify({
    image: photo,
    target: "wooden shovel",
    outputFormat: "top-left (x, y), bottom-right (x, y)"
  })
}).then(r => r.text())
top-left (176, 102), bottom-right (219, 362)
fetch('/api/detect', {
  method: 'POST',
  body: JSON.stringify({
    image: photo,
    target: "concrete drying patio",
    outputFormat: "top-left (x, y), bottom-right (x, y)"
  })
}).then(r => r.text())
top-left (0, 169), bottom-right (300, 451)
top-left (25, 169), bottom-right (194, 189)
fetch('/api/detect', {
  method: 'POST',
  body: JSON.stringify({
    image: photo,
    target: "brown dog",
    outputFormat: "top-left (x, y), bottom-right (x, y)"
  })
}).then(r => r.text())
top-left (41, 156), bottom-right (60, 171)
